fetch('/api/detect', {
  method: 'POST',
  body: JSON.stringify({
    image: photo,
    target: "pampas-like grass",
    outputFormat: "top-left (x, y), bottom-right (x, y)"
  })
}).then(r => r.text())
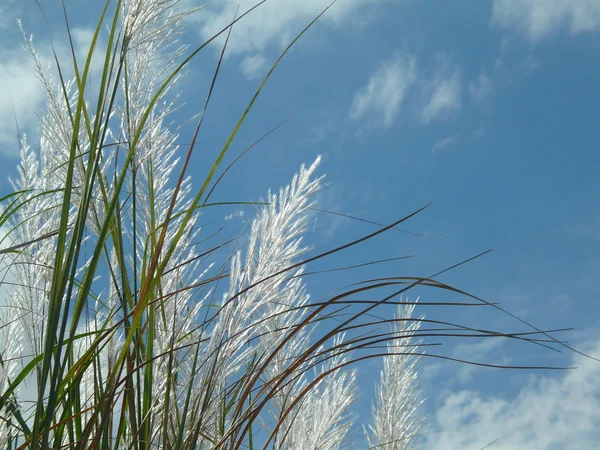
top-left (0, 1), bottom-right (580, 449)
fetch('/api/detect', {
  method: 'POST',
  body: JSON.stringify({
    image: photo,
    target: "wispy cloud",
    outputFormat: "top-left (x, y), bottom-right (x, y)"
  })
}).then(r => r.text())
top-left (187, 0), bottom-right (392, 76)
top-left (0, 25), bottom-right (105, 156)
top-left (468, 71), bottom-right (494, 108)
top-left (447, 338), bottom-right (507, 384)
top-left (431, 134), bottom-right (460, 154)
top-left (425, 337), bottom-right (600, 449)
top-left (239, 54), bottom-right (268, 79)
top-left (314, 184), bottom-right (348, 239)
top-left (309, 108), bottom-right (339, 142)
top-left (420, 337), bottom-right (508, 387)
top-left (491, 0), bottom-right (600, 43)
top-left (0, 0), bottom-right (20, 30)
top-left (349, 52), bottom-right (417, 130)
top-left (0, 47), bottom-right (46, 154)
top-left (419, 53), bottom-right (462, 124)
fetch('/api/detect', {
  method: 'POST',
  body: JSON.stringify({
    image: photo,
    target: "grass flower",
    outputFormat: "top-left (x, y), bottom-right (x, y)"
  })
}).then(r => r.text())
top-left (0, 1), bottom-right (582, 449)
top-left (364, 300), bottom-right (424, 450)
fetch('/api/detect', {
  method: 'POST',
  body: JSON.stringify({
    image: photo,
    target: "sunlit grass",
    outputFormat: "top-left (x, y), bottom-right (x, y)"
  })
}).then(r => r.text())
top-left (0, 1), bottom-right (584, 449)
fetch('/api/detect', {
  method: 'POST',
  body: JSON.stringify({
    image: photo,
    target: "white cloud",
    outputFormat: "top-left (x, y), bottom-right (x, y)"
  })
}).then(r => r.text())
top-left (0, 0), bottom-right (20, 30)
top-left (492, 0), bottom-right (600, 42)
top-left (0, 48), bottom-right (46, 155)
top-left (349, 52), bottom-right (417, 129)
top-left (314, 184), bottom-right (348, 239)
top-left (468, 72), bottom-right (494, 107)
top-left (425, 337), bottom-right (600, 449)
top-left (449, 338), bottom-right (508, 384)
top-left (239, 53), bottom-right (268, 79)
top-left (0, 7), bottom-right (12, 30)
top-left (420, 338), bottom-right (509, 388)
top-left (419, 53), bottom-right (462, 124)
top-left (349, 51), bottom-right (465, 132)
top-left (431, 134), bottom-right (460, 154)
top-left (0, 26), bottom-right (105, 156)
top-left (309, 108), bottom-right (339, 142)
top-left (185, 0), bottom-right (391, 75)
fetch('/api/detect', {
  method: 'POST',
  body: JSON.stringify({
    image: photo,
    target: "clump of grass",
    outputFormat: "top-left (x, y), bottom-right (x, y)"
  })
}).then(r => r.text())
top-left (0, 1), bottom-right (582, 449)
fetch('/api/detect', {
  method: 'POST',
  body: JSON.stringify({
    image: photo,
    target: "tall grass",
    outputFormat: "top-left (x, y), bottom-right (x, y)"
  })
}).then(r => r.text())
top-left (0, 1), bottom-right (581, 449)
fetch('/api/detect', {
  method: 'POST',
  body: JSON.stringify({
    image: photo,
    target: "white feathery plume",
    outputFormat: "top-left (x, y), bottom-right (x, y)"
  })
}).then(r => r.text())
top-left (275, 334), bottom-right (358, 450)
top-left (0, 307), bottom-right (23, 448)
top-left (7, 136), bottom-right (59, 360)
top-left (4, 0), bottom-right (196, 443)
top-left (365, 298), bottom-right (424, 450)
top-left (118, 1), bottom-right (209, 444)
top-left (198, 156), bottom-right (324, 443)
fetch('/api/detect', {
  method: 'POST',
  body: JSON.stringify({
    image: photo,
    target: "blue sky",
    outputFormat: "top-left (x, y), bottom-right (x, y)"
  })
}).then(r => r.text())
top-left (1, 0), bottom-right (599, 448)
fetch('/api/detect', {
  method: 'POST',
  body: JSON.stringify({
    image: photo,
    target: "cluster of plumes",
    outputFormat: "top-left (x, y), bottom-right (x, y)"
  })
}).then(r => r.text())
top-left (0, 1), bottom-right (423, 449)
